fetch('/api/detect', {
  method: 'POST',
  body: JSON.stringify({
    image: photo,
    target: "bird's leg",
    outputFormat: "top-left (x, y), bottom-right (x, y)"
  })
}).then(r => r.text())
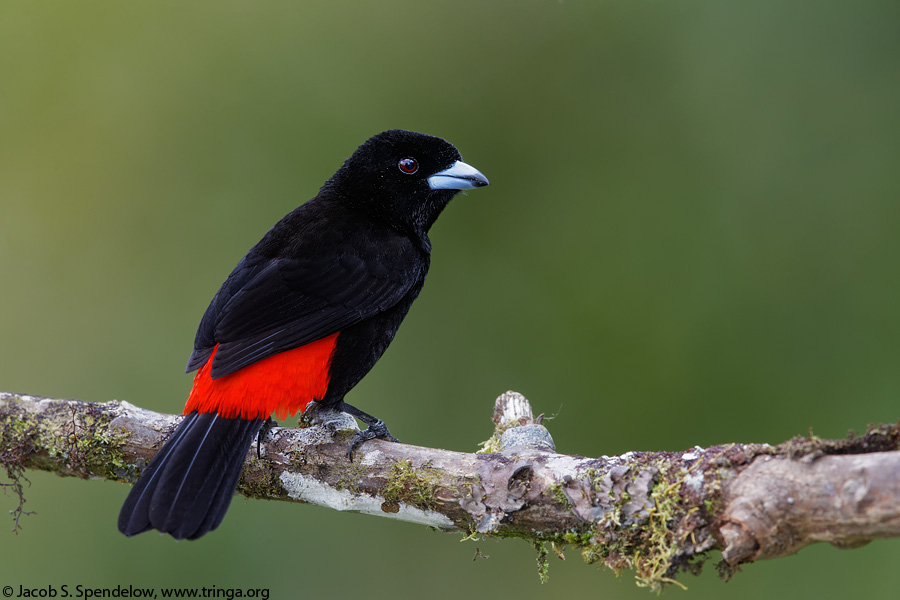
top-left (257, 417), bottom-right (277, 458)
top-left (339, 401), bottom-right (401, 459)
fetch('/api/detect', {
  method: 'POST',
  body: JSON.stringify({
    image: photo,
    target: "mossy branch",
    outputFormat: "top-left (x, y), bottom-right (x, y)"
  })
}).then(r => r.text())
top-left (1, 390), bottom-right (899, 591)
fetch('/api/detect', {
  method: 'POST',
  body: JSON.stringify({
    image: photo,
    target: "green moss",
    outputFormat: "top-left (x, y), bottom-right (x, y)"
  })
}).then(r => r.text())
top-left (534, 541), bottom-right (550, 584)
top-left (476, 432), bottom-right (503, 454)
top-left (459, 528), bottom-right (482, 543)
top-left (238, 455), bottom-right (285, 498)
top-left (0, 399), bottom-right (129, 481)
top-left (287, 448), bottom-right (307, 472)
top-left (632, 466), bottom-right (689, 591)
top-left (382, 459), bottom-right (440, 511)
top-left (569, 457), bottom-right (698, 592)
top-left (335, 460), bottom-right (367, 494)
top-left (547, 482), bottom-right (571, 507)
top-left (562, 530), bottom-right (594, 546)
top-left (0, 398), bottom-right (134, 532)
top-left (476, 418), bottom-right (520, 454)
top-left (455, 453), bottom-right (711, 588)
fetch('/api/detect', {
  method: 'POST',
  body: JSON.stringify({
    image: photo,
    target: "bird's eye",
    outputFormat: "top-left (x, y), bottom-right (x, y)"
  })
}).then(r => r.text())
top-left (398, 157), bottom-right (419, 174)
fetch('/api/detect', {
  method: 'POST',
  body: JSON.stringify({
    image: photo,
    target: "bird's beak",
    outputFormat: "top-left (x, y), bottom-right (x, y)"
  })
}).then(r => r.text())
top-left (428, 160), bottom-right (490, 190)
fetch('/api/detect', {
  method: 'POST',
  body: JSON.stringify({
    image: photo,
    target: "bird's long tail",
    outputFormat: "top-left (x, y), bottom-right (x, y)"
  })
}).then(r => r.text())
top-left (118, 411), bottom-right (264, 540)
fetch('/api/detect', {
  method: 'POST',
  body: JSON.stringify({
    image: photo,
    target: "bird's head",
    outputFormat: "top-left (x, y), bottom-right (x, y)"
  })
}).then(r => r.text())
top-left (326, 129), bottom-right (489, 237)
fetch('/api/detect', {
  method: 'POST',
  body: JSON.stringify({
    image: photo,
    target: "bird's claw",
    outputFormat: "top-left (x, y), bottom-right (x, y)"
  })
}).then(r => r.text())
top-left (257, 417), bottom-right (277, 458)
top-left (347, 420), bottom-right (401, 460)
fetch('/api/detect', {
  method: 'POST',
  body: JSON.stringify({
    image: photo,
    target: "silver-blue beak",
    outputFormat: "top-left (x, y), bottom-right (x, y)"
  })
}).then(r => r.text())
top-left (427, 160), bottom-right (490, 190)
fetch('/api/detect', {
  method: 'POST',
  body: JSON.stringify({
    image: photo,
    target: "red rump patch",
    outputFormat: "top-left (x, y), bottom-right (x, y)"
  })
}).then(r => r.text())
top-left (184, 333), bottom-right (339, 420)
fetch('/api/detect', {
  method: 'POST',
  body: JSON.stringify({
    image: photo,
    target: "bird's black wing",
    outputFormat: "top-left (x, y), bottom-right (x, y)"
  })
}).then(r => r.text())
top-left (186, 232), bottom-right (423, 379)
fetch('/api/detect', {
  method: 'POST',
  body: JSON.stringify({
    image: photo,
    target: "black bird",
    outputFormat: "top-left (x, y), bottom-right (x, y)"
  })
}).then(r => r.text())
top-left (118, 129), bottom-right (489, 540)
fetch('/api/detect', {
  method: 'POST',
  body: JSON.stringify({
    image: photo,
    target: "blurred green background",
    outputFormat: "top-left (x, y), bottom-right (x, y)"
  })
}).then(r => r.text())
top-left (2, 0), bottom-right (899, 597)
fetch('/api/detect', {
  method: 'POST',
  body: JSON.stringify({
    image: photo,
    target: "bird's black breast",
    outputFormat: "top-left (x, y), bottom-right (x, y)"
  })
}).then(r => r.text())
top-left (320, 270), bottom-right (428, 407)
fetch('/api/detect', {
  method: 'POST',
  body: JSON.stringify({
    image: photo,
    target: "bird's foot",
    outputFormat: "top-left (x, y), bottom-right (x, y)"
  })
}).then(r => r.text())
top-left (337, 401), bottom-right (401, 460)
top-left (348, 419), bottom-right (401, 460)
top-left (257, 417), bottom-right (277, 458)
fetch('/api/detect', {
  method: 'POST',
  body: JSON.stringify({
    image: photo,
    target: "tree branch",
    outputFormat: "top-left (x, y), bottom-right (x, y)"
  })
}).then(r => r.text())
top-left (1, 390), bottom-right (898, 590)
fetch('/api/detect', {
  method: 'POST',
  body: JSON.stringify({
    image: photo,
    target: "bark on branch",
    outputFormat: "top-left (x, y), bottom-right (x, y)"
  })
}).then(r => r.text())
top-left (1, 390), bottom-right (898, 590)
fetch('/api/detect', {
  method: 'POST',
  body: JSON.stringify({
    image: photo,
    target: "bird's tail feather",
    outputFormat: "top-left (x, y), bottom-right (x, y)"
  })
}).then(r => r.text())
top-left (118, 411), bottom-right (264, 540)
